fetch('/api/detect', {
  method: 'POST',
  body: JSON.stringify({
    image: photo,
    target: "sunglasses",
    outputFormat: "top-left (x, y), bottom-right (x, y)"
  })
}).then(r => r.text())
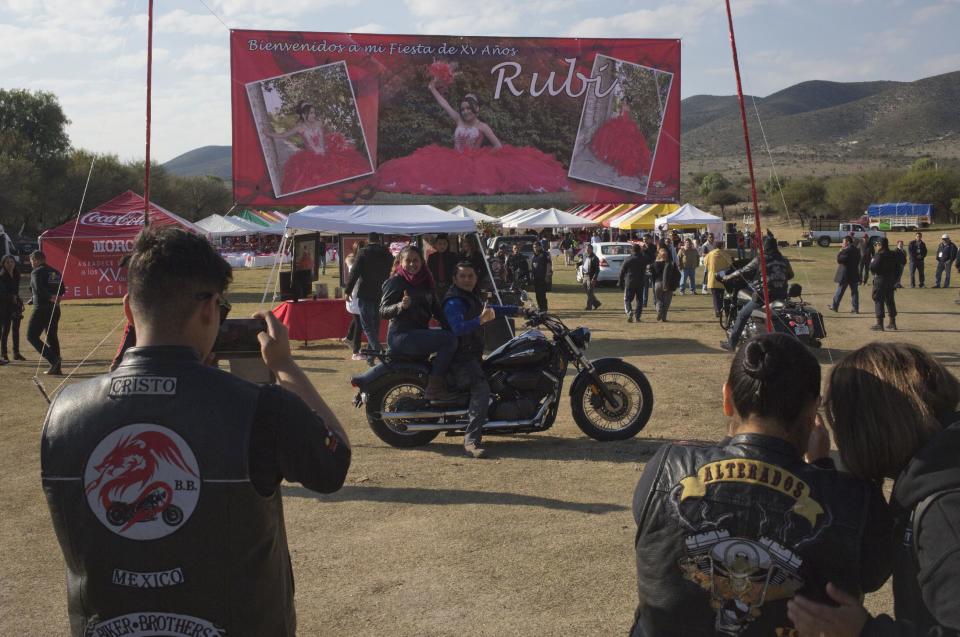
top-left (195, 292), bottom-right (231, 324)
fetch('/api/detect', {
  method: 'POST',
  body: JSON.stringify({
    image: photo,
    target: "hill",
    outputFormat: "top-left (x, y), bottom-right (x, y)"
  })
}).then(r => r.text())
top-left (682, 71), bottom-right (960, 165)
top-left (163, 145), bottom-right (232, 181)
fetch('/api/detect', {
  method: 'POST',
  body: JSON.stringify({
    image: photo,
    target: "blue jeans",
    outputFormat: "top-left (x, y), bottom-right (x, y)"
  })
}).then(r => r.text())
top-left (388, 328), bottom-right (457, 377)
top-left (641, 276), bottom-right (654, 307)
top-left (357, 298), bottom-right (382, 357)
top-left (680, 267), bottom-right (696, 292)
top-left (449, 358), bottom-right (489, 445)
top-left (729, 299), bottom-right (757, 348)
top-left (935, 261), bottom-right (953, 287)
top-left (832, 282), bottom-right (859, 312)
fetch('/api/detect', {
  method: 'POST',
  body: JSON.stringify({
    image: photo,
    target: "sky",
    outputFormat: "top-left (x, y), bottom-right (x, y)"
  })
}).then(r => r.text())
top-left (2, 0), bottom-right (959, 163)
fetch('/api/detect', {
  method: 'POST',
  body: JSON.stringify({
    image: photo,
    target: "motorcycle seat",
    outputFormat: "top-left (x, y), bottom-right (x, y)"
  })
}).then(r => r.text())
top-left (770, 300), bottom-right (786, 310)
top-left (736, 289), bottom-right (754, 304)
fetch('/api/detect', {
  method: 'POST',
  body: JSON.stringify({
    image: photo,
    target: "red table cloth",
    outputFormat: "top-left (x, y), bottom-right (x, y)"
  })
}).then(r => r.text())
top-left (271, 299), bottom-right (386, 343)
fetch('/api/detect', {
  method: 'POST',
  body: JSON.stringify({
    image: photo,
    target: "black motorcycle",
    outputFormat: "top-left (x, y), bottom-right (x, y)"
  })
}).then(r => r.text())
top-left (719, 275), bottom-right (826, 348)
top-left (350, 310), bottom-right (654, 447)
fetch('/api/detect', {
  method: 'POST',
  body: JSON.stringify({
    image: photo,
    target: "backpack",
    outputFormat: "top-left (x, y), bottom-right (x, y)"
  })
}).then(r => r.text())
top-left (664, 262), bottom-right (681, 291)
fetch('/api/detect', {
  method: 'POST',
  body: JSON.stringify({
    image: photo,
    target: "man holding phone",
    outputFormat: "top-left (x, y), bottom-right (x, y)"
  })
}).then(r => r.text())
top-left (40, 228), bottom-right (350, 637)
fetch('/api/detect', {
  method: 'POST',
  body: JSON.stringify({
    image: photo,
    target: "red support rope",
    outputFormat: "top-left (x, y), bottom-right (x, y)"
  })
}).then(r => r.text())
top-left (724, 0), bottom-right (773, 332)
top-left (144, 0), bottom-right (153, 227)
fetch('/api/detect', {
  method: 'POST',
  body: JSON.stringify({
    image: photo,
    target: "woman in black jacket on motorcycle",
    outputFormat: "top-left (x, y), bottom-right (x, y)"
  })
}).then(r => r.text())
top-left (789, 342), bottom-right (960, 637)
top-left (381, 245), bottom-right (457, 401)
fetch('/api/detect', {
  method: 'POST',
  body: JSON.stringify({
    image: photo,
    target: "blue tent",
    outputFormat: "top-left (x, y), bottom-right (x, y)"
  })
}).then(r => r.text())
top-left (867, 202), bottom-right (932, 217)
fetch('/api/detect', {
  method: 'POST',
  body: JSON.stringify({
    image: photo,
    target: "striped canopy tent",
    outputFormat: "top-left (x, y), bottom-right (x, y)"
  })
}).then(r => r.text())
top-left (566, 203), bottom-right (591, 215)
top-left (573, 203), bottom-right (605, 218)
top-left (613, 203), bottom-right (680, 230)
top-left (253, 210), bottom-right (282, 223)
top-left (597, 204), bottom-right (637, 227)
top-left (446, 205), bottom-right (498, 224)
top-left (581, 203), bottom-right (618, 220)
top-left (605, 204), bottom-right (650, 229)
top-left (196, 214), bottom-right (267, 237)
top-left (235, 209), bottom-right (271, 227)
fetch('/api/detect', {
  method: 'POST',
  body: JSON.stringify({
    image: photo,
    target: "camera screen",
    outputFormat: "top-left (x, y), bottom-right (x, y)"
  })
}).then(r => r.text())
top-left (214, 318), bottom-right (266, 355)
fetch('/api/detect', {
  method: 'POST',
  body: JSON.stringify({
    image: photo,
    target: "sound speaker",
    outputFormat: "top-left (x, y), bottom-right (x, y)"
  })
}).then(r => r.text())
top-left (724, 233), bottom-right (739, 249)
top-left (726, 222), bottom-right (736, 233)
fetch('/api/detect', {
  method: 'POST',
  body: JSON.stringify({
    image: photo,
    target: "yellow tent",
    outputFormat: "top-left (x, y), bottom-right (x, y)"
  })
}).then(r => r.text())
top-left (614, 203), bottom-right (680, 230)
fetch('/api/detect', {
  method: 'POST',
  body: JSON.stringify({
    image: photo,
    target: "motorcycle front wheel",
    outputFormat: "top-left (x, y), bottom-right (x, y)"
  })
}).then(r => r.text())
top-left (570, 360), bottom-right (654, 441)
top-left (365, 373), bottom-right (440, 448)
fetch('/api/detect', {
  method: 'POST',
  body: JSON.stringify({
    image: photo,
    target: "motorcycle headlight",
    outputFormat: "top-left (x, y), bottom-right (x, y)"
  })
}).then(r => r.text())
top-left (570, 327), bottom-right (591, 349)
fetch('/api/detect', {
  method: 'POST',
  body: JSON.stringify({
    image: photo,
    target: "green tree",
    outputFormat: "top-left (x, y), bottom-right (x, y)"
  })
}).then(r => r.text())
top-left (910, 157), bottom-right (936, 173)
top-left (0, 89), bottom-right (71, 231)
top-left (951, 196), bottom-right (960, 224)
top-left (773, 177), bottom-right (826, 225)
top-left (707, 189), bottom-right (740, 215)
top-left (698, 172), bottom-right (730, 197)
top-left (885, 169), bottom-right (960, 223)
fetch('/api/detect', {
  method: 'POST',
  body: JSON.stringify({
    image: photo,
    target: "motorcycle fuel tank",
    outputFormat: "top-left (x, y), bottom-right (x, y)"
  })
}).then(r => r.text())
top-left (484, 330), bottom-right (551, 369)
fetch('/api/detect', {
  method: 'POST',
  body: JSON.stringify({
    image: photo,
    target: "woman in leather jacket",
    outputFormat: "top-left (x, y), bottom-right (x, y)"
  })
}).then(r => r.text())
top-left (789, 342), bottom-right (960, 637)
top-left (380, 245), bottom-right (457, 401)
top-left (0, 254), bottom-right (24, 364)
top-left (631, 333), bottom-right (892, 637)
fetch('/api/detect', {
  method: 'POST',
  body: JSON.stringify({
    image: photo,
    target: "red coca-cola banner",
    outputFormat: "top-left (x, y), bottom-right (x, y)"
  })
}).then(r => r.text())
top-left (38, 191), bottom-right (202, 299)
top-left (231, 31), bottom-right (680, 207)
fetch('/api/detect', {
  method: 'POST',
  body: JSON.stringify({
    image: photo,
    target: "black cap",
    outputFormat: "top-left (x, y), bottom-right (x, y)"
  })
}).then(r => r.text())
top-left (368, 232), bottom-right (381, 243)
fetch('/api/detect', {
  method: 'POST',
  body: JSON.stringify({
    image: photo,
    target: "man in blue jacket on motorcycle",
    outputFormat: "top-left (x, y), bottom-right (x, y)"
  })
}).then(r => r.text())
top-left (720, 236), bottom-right (794, 351)
top-left (443, 261), bottom-right (521, 459)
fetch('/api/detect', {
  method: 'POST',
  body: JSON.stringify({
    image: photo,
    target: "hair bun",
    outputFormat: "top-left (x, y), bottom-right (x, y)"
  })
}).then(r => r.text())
top-left (742, 340), bottom-right (772, 380)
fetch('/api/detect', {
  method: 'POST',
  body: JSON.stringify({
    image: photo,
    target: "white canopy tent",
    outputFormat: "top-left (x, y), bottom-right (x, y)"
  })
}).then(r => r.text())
top-left (654, 203), bottom-right (724, 237)
top-left (286, 204), bottom-right (478, 235)
top-left (497, 208), bottom-right (540, 225)
top-left (277, 203), bottom-right (507, 314)
top-left (502, 208), bottom-right (599, 230)
top-left (197, 213), bottom-right (284, 238)
top-left (446, 205), bottom-right (498, 225)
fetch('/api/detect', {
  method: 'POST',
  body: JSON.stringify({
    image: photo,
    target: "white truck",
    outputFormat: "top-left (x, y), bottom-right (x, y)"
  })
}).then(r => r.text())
top-left (807, 221), bottom-right (885, 247)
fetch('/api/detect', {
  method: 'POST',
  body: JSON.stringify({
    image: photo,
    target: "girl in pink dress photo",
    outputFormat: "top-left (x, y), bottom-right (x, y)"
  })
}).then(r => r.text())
top-left (263, 102), bottom-right (372, 195)
top-left (589, 98), bottom-right (652, 179)
top-left (376, 64), bottom-right (569, 196)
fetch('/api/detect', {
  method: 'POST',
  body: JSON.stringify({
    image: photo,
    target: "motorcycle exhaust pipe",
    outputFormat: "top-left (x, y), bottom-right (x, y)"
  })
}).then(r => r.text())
top-left (393, 399), bottom-right (552, 432)
top-left (377, 408), bottom-right (469, 420)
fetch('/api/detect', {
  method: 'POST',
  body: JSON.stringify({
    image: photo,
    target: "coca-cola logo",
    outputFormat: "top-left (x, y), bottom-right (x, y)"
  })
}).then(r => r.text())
top-left (80, 212), bottom-right (146, 227)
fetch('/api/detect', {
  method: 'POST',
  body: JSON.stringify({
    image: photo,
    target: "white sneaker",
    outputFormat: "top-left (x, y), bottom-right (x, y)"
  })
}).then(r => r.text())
top-left (351, 353), bottom-right (365, 361)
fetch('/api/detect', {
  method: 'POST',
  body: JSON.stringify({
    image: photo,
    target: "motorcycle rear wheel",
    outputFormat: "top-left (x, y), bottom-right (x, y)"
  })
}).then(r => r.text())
top-left (570, 360), bottom-right (653, 441)
top-left (365, 373), bottom-right (440, 448)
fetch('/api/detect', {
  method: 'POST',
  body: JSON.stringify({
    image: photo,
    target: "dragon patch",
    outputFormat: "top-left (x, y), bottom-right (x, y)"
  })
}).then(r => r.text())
top-left (84, 424), bottom-right (201, 540)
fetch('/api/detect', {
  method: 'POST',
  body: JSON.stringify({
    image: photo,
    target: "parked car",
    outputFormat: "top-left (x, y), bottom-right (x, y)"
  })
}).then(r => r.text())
top-left (806, 222), bottom-right (884, 247)
top-left (576, 242), bottom-right (635, 284)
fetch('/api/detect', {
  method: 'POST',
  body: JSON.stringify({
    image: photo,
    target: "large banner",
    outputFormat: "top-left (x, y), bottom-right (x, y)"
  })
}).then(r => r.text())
top-left (43, 238), bottom-right (130, 300)
top-left (231, 31), bottom-right (680, 207)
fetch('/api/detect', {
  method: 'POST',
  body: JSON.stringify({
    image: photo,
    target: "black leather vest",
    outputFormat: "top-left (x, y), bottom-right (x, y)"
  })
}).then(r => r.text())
top-left (443, 284), bottom-right (485, 359)
top-left (41, 346), bottom-right (296, 637)
top-left (632, 434), bottom-right (887, 637)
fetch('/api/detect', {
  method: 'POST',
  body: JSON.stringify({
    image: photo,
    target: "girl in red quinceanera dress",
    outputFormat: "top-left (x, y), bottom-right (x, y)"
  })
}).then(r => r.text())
top-left (264, 102), bottom-right (371, 194)
top-left (589, 100), bottom-right (652, 179)
top-left (376, 65), bottom-right (569, 195)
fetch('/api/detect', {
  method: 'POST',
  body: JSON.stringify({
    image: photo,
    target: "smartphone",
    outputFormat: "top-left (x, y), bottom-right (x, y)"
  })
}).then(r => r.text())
top-left (213, 318), bottom-right (266, 357)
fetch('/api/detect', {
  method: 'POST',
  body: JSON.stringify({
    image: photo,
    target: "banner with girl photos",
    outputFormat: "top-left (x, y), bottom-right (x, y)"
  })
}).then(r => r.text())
top-left (230, 31), bottom-right (680, 206)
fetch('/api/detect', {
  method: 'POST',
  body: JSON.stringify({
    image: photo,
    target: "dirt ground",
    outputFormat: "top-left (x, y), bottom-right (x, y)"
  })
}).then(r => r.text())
top-left (1, 225), bottom-right (958, 636)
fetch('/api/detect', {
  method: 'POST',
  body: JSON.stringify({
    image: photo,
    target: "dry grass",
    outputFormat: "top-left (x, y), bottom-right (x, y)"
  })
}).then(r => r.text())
top-left (2, 226), bottom-right (958, 635)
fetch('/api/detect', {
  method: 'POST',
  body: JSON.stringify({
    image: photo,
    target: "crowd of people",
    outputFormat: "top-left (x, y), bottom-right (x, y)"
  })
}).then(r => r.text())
top-left (32, 227), bottom-right (960, 637)
top-left (3, 211), bottom-right (954, 637)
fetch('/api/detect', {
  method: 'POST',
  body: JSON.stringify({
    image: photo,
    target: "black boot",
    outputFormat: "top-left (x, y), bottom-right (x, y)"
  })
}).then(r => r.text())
top-left (887, 318), bottom-right (898, 331)
top-left (870, 319), bottom-right (884, 331)
top-left (424, 375), bottom-right (456, 402)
